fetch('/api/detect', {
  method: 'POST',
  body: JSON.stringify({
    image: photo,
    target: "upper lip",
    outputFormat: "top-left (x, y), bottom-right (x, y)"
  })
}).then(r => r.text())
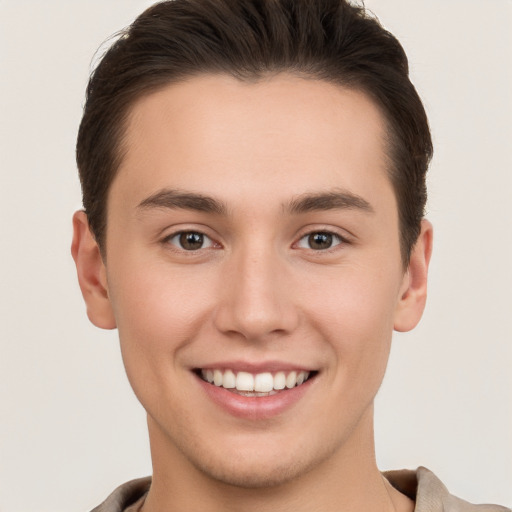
top-left (193, 360), bottom-right (317, 373)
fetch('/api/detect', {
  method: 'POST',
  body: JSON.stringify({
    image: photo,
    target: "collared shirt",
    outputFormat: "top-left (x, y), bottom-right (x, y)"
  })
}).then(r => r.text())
top-left (91, 467), bottom-right (510, 512)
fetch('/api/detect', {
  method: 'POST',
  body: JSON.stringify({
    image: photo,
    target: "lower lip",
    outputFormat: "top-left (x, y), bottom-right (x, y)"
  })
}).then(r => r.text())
top-left (195, 373), bottom-right (316, 420)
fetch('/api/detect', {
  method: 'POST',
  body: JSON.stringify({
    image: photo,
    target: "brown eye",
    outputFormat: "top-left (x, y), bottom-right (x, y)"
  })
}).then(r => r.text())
top-left (309, 232), bottom-right (333, 250)
top-left (180, 232), bottom-right (204, 250)
top-left (297, 231), bottom-right (342, 250)
top-left (167, 231), bottom-right (213, 251)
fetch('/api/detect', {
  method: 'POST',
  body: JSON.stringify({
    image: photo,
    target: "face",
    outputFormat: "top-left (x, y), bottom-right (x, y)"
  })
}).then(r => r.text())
top-left (73, 73), bottom-right (431, 488)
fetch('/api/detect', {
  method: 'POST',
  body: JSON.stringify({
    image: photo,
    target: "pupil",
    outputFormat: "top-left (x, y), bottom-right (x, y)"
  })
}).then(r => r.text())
top-left (309, 232), bottom-right (332, 250)
top-left (180, 232), bottom-right (203, 250)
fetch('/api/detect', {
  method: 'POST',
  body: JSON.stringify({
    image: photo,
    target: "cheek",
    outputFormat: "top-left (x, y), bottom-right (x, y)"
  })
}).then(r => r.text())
top-left (106, 258), bottom-right (217, 389)
top-left (110, 255), bottom-right (213, 331)
top-left (311, 261), bottom-right (399, 330)
top-left (307, 262), bottom-right (401, 382)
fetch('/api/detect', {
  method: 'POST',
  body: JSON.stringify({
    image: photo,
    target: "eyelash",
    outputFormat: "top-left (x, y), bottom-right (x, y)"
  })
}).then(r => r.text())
top-left (162, 230), bottom-right (217, 252)
top-left (162, 228), bottom-right (348, 253)
top-left (295, 231), bottom-right (346, 251)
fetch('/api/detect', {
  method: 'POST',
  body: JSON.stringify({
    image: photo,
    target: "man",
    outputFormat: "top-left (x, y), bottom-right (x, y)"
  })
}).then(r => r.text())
top-left (71, 1), bottom-right (509, 511)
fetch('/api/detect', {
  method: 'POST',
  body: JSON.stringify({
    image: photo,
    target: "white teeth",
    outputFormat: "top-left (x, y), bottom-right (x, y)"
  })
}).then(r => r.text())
top-left (201, 368), bottom-right (312, 392)
top-left (274, 371), bottom-right (286, 390)
top-left (286, 371), bottom-right (297, 389)
top-left (254, 372), bottom-right (273, 392)
top-left (236, 371), bottom-right (254, 391)
top-left (222, 369), bottom-right (236, 389)
top-left (213, 369), bottom-right (223, 386)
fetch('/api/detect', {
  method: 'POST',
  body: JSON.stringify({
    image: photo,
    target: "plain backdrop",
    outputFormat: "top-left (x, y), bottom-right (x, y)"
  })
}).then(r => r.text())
top-left (1, 1), bottom-right (511, 511)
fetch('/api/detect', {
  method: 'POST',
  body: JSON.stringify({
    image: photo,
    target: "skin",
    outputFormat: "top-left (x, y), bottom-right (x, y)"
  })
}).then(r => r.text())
top-left (72, 74), bottom-right (432, 512)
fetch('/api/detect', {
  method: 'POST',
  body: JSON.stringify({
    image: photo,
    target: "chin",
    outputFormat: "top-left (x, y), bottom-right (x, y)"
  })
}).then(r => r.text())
top-left (173, 427), bottom-right (342, 491)
top-left (190, 450), bottom-right (320, 489)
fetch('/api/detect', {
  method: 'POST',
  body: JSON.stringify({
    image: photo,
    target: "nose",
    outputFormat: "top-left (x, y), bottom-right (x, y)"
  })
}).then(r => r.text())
top-left (213, 246), bottom-right (300, 342)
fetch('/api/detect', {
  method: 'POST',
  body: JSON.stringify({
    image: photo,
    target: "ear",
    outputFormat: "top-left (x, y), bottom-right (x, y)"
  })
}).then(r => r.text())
top-left (394, 219), bottom-right (433, 332)
top-left (71, 211), bottom-right (116, 329)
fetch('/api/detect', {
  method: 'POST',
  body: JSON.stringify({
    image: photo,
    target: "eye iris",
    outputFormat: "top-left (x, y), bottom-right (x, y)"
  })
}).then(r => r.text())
top-left (179, 232), bottom-right (204, 250)
top-left (309, 232), bottom-right (333, 250)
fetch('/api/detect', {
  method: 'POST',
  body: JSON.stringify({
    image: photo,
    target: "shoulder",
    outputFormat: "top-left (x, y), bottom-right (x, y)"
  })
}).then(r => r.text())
top-left (384, 466), bottom-right (510, 512)
top-left (90, 477), bottom-right (151, 512)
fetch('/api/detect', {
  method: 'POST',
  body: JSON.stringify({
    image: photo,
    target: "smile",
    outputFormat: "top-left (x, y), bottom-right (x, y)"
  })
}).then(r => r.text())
top-left (199, 369), bottom-right (314, 397)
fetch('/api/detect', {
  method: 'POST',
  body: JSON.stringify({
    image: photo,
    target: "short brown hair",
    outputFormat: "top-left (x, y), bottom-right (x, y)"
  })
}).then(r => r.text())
top-left (76, 0), bottom-right (432, 263)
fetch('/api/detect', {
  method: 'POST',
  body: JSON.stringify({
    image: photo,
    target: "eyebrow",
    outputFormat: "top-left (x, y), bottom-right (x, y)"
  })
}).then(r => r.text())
top-left (286, 189), bottom-right (374, 215)
top-left (138, 189), bottom-right (227, 215)
top-left (137, 187), bottom-right (373, 216)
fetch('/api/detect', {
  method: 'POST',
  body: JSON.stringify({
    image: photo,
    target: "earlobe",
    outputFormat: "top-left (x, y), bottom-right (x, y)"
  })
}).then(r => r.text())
top-left (71, 211), bottom-right (116, 330)
top-left (394, 219), bottom-right (433, 332)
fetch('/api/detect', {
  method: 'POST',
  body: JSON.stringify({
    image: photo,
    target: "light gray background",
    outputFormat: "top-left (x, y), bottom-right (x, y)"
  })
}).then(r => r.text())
top-left (1, 1), bottom-right (511, 511)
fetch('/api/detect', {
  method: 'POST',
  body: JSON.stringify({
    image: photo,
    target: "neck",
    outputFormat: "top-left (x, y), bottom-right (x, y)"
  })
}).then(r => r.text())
top-left (141, 406), bottom-right (413, 512)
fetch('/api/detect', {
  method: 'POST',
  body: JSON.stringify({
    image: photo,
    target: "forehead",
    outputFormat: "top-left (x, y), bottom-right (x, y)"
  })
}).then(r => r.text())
top-left (114, 73), bottom-right (393, 212)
